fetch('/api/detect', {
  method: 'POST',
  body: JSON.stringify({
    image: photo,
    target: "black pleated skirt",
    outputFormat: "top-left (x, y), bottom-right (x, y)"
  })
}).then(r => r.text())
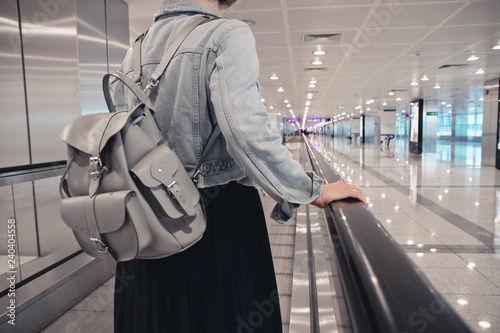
top-left (114, 182), bottom-right (283, 333)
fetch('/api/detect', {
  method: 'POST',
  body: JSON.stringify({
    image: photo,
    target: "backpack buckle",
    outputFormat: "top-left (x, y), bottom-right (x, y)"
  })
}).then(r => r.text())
top-left (90, 237), bottom-right (108, 254)
top-left (89, 156), bottom-right (107, 180)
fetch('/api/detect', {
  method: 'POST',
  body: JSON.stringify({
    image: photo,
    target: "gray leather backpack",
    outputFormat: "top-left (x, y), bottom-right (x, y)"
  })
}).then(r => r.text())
top-left (59, 15), bottom-right (219, 262)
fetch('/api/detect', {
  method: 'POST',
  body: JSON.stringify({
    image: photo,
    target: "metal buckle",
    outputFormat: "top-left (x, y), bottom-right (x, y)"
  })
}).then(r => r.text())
top-left (167, 181), bottom-right (177, 193)
top-left (90, 237), bottom-right (108, 254)
top-left (89, 156), bottom-right (107, 180)
top-left (144, 79), bottom-right (159, 96)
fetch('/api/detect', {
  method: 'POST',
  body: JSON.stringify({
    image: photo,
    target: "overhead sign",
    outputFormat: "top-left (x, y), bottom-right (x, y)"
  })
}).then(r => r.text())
top-left (427, 112), bottom-right (437, 116)
top-left (287, 118), bottom-right (300, 122)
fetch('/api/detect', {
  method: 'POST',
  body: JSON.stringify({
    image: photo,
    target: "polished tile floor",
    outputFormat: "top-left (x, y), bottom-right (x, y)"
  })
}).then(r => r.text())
top-left (309, 134), bottom-right (500, 333)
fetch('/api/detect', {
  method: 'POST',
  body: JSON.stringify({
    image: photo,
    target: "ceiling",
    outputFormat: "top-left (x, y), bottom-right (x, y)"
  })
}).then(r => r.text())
top-left (125, 0), bottom-right (500, 127)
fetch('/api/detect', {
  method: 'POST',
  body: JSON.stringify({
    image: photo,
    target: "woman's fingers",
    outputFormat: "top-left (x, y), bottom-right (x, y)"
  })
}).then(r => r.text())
top-left (311, 181), bottom-right (367, 208)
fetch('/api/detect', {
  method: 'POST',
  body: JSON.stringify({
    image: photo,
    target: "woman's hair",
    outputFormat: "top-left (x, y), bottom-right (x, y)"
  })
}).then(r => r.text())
top-left (218, 0), bottom-right (237, 8)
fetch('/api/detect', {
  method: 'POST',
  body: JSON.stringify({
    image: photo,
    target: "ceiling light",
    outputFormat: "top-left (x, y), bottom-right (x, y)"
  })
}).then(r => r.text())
top-left (305, 107), bottom-right (310, 110)
top-left (441, 101), bottom-right (446, 105)
top-left (287, 104), bottom-right (291, 107)
top-left (370, 99), bottom-right (375, 103)
top-left (261, 98), bottom-right (265, 103)
top-left (411, 82), bottom-right (418, 86)
top-left (383, 101), bottom-right (387, 106)
top-left (360, 110), bottom-right (364, 114)
top-left (309, 80), bottom-right (317, 84)
top-left (434, 83), bottom-right (441, 89)
top-left (306, 101), bottom-right (311, 106)
top-left (270, 74), bottom-right (279, 80)
top-left (467, 55), bottom-right (479, 61)
top-left (313, 50), bottom-right (326, 56)
top-left (307, 96), bottom-right (313, 99)
top-left (312, 60), bottom-right (323, 65)
top-left (309, 84), bottom-right (316, 88)
top-left (277, 87), bottom-right (284, 92)
top-left (421, 75), bottom-right (429, 81)
top-left (269, 106), bottom-right (274, 110)
top-left (388, 91), bottom-right (395, 96)
top-left (367, 108), bottom-right (371, 111)
top-left (448, 110), bottom-right (452, 113)
top-left (479, 97), bottom-right (484, 101)
top-left (493, 44), bottom-right (500, 50)
top-left (475, 68), bottom-right (485, 74)
top-left (396, 97), bottom-right (402, 101)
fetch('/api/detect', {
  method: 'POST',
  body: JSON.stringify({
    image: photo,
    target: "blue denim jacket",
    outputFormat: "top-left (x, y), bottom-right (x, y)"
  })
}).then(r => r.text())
top-left (110, 0), bottom-right (324, 222)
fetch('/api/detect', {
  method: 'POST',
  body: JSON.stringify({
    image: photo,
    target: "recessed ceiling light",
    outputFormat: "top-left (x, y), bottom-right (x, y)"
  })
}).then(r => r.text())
top-left (396, 97), bottom-right (402, 101)
top-left (479, 97), bottom-right (484, 101)
top-left (312, 60), bottom-right (323, 65)
top-left (270, 74), bottom-right (279, 80)
top-left (269, 106), bottom-right (274, 110)
top-left (309, 84), bottom-right (316, 88)
top-left (421, 75), bottom-right (429, 81)
top-left (434, 83), bottom-right (441, 89)
top-left (367, 108), bottom-right (371, 111)
top-left (313, 50), bottom-right (326, 56)
top-left (382, 102), bottom-right (387, 106)
top-left (277, 87), bottom-right (284, 92)
top-left (441, 101), bottom-right (446, 105)
top-left (411, 81), bottom-right (418, 86)
top-left (287, 104), bottom-right (291, 107)
top-left (284, 99), bottom-right (289, 103)
top-left (467, 55), bottom-right (479, 61)
top-left (388, 91), bottom-right (394, 96)
top-left (475, 68), bottom-right (485, 74)
top-left (309, 80), bottom-right (317, 84)
top-left (261, 98), bottom-right (265, 102)
top-left (447, 104), bottom-right (452, 107)
top-left (493, 44), bottom-right (500, 50)
top-left (306, 101), bottom-right (311, 106)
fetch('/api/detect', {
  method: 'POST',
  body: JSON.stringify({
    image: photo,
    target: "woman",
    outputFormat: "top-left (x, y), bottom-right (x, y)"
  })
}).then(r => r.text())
top-left (111, 0), bottom-right (366, 332)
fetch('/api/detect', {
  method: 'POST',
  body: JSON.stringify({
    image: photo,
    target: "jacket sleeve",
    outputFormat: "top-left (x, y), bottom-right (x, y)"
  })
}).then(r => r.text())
top-left (208, 22), bottom-right (324, 223)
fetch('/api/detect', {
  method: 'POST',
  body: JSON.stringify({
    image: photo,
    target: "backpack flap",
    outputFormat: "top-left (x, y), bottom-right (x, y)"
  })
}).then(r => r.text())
top-left (59, 190), bottom-right (153, 261)
top-left (60, 107), bottom-right (145, 155)
top-left (131, 145), bottom-right (200, 218)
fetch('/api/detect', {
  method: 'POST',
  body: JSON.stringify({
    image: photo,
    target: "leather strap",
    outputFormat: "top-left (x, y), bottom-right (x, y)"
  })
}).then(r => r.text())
top-left (192, 124), bottom-right (221, 180)
top-left (102, 72), bottom-right (154, 112)
top-left (148, 15), bottom-right (215, 85)
top-left (132, 33), bottom-right (146, 84)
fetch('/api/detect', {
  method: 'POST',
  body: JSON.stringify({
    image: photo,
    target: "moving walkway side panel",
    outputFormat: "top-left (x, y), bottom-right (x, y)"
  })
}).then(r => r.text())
top-left (303, 136), bottom-right (472, 333)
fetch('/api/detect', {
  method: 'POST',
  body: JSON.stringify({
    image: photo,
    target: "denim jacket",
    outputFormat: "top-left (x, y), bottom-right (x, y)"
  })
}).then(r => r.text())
top-left (110, 0), bottom-right (324, 222)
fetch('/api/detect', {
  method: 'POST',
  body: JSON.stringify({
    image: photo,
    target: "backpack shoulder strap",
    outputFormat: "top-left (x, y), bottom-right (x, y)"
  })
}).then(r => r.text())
top-left (137, 15), bottom-right (218, 94)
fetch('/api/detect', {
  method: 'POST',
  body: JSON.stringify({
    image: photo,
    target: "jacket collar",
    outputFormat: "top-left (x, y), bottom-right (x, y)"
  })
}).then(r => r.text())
top-left (154, 0), bottom-right (219, 22)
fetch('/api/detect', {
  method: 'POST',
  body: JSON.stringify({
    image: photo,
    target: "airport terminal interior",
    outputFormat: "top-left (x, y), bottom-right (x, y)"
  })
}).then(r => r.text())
top-left (1, 0), bottom-right (500, 332)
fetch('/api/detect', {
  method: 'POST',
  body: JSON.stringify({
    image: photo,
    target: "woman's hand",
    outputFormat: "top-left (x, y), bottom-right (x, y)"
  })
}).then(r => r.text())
top-left (311, 181), bottom-right (367, 208)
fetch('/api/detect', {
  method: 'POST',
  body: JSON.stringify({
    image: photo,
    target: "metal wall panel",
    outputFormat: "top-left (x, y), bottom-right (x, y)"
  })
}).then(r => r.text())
top-left (106, 0), bottom-right (130, 72)
top-left (0, 0), bottom-right (31, 168)
top-left (19, 0), bottom-right (81, 164)
top-left (76, 0), bottom-right (109, 115)
top-left (482, 78), bottom-right (499, 166)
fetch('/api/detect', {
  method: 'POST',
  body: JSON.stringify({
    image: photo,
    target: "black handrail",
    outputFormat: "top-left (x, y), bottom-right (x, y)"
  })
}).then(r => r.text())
top-left (304, 135), bottom-right (472, 333)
